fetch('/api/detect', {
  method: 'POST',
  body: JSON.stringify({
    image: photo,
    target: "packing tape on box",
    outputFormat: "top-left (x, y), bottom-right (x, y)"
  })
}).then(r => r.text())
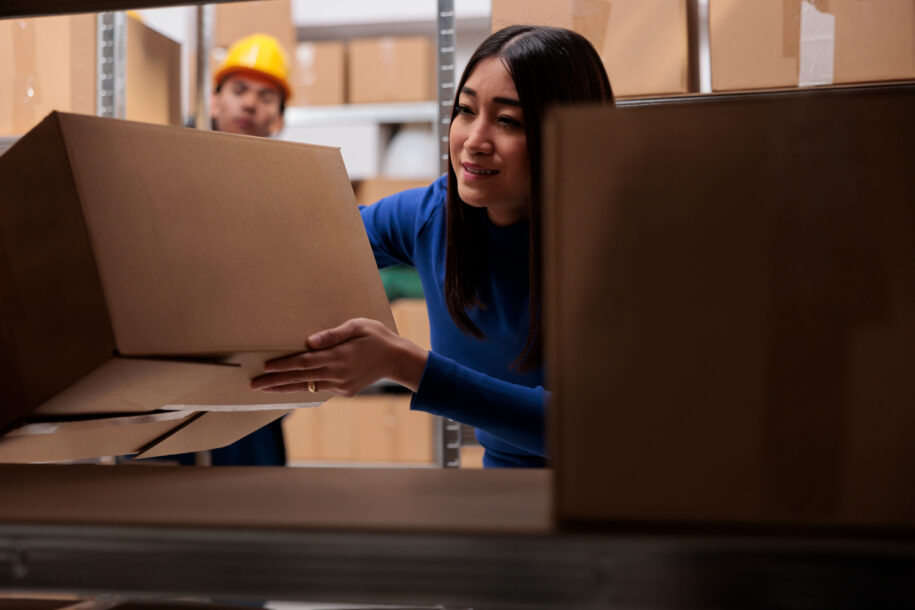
top-left (784, 0), bottom-right (836, 86)
top-left (573, 0), bottom-right (612, 53)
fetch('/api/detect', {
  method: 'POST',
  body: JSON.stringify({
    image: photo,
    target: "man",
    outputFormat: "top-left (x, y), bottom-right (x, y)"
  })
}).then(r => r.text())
top-left (176, 33), bottom-right (293, 466)
top-left (210, 32), bottom-right (290, 137)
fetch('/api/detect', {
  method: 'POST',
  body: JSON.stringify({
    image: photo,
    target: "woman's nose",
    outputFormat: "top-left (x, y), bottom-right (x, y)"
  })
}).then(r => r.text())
top-left (464, 120), bottom-right (493, 154)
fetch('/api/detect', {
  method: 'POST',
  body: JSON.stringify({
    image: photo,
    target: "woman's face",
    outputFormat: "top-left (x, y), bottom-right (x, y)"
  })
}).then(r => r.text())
top-left (450, 57), bottom-right (531, 226)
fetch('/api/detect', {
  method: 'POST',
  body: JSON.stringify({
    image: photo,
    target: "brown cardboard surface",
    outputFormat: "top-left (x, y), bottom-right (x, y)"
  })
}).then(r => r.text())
top-left (0, 14), bottom-right (180, 136)
top-left (291, 41), bottom-right (346, 106)
top-left (0, 112), bottom-right (116, 428)
top-left (544, 85), bottom-right (915, 528)
top-left (491, 0), bottom-right (691, 97)
top-left (347, 37), bottom-right (434, 104)
top-left (710, 0), bottom-right (915, 91)
top-left (0, 464), bottom-right (551, 534)
top-left (0, 411), bottom-right (196, 463)
top-left (354, 177), bottom-right (436, 206)
top-left (0, 111), bottom-right (395, 461)
top-left (215, 0), bottom-right (295, 60)
top-left (125, 14), bottom-right (182, 127)
top-left (136, 409), bottom-right (289, 459)
top-left (54, 112), bottom-right (394, 354)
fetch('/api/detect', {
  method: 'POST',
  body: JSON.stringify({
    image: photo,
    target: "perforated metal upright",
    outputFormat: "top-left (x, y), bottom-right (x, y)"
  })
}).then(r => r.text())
top-left (96, 11), bottom-right (127, 119)
top-left (434, 0), bottom-right (462, 469)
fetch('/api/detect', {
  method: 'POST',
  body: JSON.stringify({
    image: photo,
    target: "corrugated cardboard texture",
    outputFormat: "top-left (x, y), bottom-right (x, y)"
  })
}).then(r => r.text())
top-left (215, 0), bottom-right (295, 60)
top-left (0, 113), bottom-right (116, 429)
top-left (0, 465), bottom-right (551, 533)
top-left (491, 0), bottom-right (690, 97)
top-left (710, 0), bottom-right (915, 91)
top-left (544, 86), bottom-right (915, 528)
top-left (54, 112), bottom-right (394, 354)
top-left (347, 37), bottom-right (434, 104)
top-left (0, 15), bottom-right (180, 136)
top-left (292, 41), bottom-right (346, 106)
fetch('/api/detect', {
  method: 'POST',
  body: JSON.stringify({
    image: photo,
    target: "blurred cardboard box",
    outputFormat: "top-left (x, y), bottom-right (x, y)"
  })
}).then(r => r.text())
top-left (0, 112), bottom-right (394, 463)
top-left (354, 177), bottom-right (435, 206)
top-left (491, 0), bottom-right (693, 97)
top-left (215, 0), bottom-right (295, 59)
top-left (545, 85), bottom-right (915, 529)
top-left (0, 14), bottom-right (180, 136)
top-left (283, 394), bottom-right (435, 464)
top-left (710, 0), bottom-right (915, 91)
top-left (291, 41), bottom-right (346, 106)
top-left (347, 36), bottom-right (434, 104)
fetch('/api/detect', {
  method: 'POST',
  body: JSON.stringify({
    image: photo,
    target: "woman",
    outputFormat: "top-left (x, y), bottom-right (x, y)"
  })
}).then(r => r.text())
top-left (252, 26), bottom-right (614, 468)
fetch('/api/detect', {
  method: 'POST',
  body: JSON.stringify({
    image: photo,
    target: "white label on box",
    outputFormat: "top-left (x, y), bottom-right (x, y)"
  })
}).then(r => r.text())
top-left (798, 0), bottom-right (836, 87)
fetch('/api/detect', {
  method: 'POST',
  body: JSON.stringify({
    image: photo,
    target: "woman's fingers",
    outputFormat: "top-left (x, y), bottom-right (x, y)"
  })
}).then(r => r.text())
top-left (307, 318), bottom-right (373, 350)
top-left (264, 349), bottom-right (332, 373)
top-left (250, 367), bottom-right (336, 391)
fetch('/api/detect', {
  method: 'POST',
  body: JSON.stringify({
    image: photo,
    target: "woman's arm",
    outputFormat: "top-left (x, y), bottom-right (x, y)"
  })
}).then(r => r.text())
top-left (412, 351), bottom-right (546, 457)
top-left (250, 317), bottom-right (547, 457)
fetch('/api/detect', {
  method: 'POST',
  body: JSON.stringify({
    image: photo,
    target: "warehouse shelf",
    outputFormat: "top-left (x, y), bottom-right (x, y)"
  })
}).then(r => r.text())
top-left (2, 465), bottom-right (913, 609)
top-left (284, 101), bottom-right (438, 128)
top-left (292, 0), bottom-right (490, 28)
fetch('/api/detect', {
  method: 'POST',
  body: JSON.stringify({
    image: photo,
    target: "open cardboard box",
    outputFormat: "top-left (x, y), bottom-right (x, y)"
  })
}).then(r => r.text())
top-left (0, 112), bottom-right (395, 462)
top-left (544, 84), bottom-right (915, 529)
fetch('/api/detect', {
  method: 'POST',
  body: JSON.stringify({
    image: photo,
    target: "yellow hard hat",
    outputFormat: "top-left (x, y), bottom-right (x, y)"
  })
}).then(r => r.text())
top-left (213, 33), bottom-right (292, 101)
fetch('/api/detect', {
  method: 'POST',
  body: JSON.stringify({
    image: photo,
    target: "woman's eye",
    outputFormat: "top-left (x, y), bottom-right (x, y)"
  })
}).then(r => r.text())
top-left (456, 104), bottom-right (474, 115)
top-left (498, 116), bottom-right (522, 127)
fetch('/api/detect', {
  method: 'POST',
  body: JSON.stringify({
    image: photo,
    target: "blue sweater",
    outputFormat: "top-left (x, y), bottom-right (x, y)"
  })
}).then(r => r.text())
top-left (360, 175), bottom-right (547, 468)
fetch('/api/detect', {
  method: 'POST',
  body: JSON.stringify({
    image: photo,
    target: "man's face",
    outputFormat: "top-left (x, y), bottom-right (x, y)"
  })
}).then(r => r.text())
top-left (210, 73), bottom-right (284, 137)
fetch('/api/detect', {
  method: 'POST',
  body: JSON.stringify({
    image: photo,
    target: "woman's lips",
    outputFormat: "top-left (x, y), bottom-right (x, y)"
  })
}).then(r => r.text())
top-left (461, 163), bottom-right (498, 180)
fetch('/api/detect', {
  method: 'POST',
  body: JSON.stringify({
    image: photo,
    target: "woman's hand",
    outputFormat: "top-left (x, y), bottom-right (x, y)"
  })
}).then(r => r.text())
top-left (250, 318), bottom-right (428, 397)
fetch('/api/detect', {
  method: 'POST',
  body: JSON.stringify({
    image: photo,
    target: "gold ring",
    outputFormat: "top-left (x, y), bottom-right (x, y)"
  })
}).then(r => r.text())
top-left (307, 381), bottom-right (317, 393)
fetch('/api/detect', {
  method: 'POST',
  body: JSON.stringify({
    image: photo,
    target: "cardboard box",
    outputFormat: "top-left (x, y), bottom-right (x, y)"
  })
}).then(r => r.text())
top-left (215, 0), bottom-right (295, 61)
top-left (283, 394), bottom-right (435, 464)
top-left (491, 0), bottom-right (692, 98)
top-left (354, 177), bottom-right (436, 206)
top-left (544, 85), bottom-right (915, 529)
top-left (347, 36), bottom-right (434, 104)
top-left (291, 41), bottom-right (346, 106)
top-left (710, 0), bottom-right (915, 91)
top-left (0, 14), bottom-right (181, 136)
top-left (0, 112), bottom-right (395, 462)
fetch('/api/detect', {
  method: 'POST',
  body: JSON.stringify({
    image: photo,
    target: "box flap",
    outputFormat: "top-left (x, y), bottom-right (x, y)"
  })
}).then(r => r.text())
top-left (32, 357), bottom-right (239, 416)
top-left (0, 112), bottom-right (116, 432)
top-left (0, 410), bottom-right (194, 464)
top-left (54, 112), bottom-right (395, 355)
top-left (136, 409), bottom-right (290, 459)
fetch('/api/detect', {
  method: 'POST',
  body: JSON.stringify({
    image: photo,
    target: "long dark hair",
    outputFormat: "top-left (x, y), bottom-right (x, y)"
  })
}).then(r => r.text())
top-left (444, 26), bottom-right (613, 371)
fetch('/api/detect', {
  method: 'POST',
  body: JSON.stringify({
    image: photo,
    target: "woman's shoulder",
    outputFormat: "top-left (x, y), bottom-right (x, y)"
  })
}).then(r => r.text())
top-left (367, 175), bottom-right (447, 233)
